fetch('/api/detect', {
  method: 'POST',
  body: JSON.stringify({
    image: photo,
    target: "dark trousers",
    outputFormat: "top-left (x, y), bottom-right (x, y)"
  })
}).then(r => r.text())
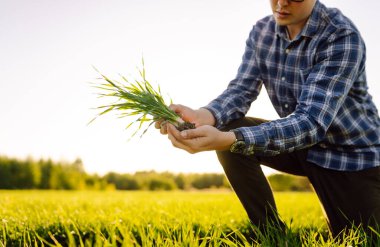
top-left (216, 117), bottom-right (380, 236)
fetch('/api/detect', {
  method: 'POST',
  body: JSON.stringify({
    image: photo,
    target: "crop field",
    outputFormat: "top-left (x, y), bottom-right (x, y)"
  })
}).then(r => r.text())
top-left (0, 190), bottom-right (377, 246)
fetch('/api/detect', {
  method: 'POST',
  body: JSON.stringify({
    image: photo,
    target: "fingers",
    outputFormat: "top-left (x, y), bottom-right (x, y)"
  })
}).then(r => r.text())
top-left (180, 128), bottom-right (204, 139)
top-left (169, 104), bottom-right (199, 126)
top-left (169, 104), bottom-right (182, 112)
top-left (167, 124), bottom-right (197, 154)
top-left (154, 120), bottom-right (168, 135)
top-left (169, 104), bottom-right (186, 119)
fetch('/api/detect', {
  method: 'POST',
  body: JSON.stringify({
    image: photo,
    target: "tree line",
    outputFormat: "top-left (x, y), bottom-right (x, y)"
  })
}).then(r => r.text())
top-left (0, 156), bottom-right (311, 191)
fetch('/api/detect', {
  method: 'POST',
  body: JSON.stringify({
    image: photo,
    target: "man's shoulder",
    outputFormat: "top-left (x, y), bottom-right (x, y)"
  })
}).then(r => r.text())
top-left (254, 15), bottom-right (275, 30)
top-left (249, 15), bottom-right (276, 39)
top-left (318, 3), bottom-right (360, 37)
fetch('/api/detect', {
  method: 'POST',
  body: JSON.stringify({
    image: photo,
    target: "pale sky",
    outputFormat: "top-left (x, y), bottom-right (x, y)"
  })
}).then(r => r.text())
top-left (1, 0), bottom-right (379, 175)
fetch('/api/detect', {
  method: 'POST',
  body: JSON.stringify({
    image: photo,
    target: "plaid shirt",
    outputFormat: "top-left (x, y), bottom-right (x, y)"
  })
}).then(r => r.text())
top-left (205, 1), bottom-right (380, 171)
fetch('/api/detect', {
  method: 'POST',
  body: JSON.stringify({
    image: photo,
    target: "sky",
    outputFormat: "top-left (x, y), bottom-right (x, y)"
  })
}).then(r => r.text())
top-left (1, 0), bottom-right (380, 175)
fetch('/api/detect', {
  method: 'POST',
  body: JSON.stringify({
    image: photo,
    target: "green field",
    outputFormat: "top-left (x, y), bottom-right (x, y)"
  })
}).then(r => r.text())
top-left (0, 190), bottom-right (376, 246)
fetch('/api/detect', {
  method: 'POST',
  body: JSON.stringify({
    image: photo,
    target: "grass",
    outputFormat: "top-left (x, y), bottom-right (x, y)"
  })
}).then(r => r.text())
top-left (0, 190), bottom-right (378, 246)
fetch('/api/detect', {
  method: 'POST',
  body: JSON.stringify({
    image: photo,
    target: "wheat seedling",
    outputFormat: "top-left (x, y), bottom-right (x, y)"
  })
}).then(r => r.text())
top-left (90, 60), bottom-right (195, 139)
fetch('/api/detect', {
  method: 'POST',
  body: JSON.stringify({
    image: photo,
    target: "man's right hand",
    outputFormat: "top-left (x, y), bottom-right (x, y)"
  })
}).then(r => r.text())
top-left (154, 104), bottom-right (215, 135)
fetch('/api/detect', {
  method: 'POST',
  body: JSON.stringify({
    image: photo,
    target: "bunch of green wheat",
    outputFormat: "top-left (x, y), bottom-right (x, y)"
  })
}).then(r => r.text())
top-left (90, 60), bottom-right (194, 138)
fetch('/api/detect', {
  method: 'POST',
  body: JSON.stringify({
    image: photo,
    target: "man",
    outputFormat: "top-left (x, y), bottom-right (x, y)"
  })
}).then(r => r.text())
top-left (156, 0), bottom-right (380, 237)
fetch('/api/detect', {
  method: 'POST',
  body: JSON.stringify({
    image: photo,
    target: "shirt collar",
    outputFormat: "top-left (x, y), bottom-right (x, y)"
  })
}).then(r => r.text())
top-left (275, 0), bottom-right (323, 40)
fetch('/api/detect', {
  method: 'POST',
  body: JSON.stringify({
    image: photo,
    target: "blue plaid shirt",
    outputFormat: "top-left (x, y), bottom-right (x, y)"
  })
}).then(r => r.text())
top-left (205, 1), bottom-right (380, 171)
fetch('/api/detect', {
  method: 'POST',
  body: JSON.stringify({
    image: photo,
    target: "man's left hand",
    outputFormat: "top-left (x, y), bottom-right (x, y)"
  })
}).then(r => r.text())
top-left (166, 124), bottom-right (236, 154)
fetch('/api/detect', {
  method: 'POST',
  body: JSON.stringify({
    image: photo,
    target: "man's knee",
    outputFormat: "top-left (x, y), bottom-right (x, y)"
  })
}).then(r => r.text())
top-left (220, 117), bottom-right (268, 131)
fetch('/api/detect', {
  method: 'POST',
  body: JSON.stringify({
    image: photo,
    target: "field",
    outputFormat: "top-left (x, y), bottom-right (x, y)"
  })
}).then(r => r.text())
top-left (0, 190), bottom-right (376, 246)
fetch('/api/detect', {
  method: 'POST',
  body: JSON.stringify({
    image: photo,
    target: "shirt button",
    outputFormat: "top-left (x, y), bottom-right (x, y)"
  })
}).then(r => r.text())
top-left (281, 77), bottom-right (286, 81)
top-left (285, 49), bottom-right (290, 54)
top-left (284, 104), bottom-right (289, 108)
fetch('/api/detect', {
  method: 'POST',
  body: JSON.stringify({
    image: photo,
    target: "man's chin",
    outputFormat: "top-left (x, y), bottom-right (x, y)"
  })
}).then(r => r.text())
top-left (274, 19), bottom-right (289, 26)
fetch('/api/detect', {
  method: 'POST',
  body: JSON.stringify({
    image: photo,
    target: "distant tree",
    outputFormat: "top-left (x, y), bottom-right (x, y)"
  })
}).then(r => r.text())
top-left (148, 178), bottom-right (177, 191)
top-left (84, 173), bottom-right (108, 190)
top-left (191, 173), bottom-right (225, 189)
top-left (174, 173), bottom-right (187, 190)
top-left (135, 171), bottom-right (177, 191)
top-left (0, 157), bottom-right (12, 189)
top-left (17, 158), bottom-right (37, 188)
top-left (222, 176), bottom-right (231, 189)
top-left (39, 159), bottom-right (53, 189)
top-left (104, 172), bottom-right (140, 190)
top-left (28, 157), bottom-right (42, 188)
top-left (267, 173), bottom-right (312, 191)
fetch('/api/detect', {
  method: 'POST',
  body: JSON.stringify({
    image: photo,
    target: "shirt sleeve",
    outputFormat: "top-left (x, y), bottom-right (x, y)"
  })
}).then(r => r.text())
top-left (239, 29), bottom-right (365, 156)
top-left (203, 26), bottom-right (263, 129)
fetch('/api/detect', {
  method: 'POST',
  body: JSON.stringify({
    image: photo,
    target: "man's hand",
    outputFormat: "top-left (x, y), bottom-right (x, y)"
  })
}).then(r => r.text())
top-left (166, 123), bottom-right (236, 154)
top-left (154, 104), bottom-right (215, 135)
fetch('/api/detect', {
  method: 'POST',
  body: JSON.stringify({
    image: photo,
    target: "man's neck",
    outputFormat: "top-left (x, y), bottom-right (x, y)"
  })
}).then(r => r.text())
top-left (286, 22), bottom-right (306, 40)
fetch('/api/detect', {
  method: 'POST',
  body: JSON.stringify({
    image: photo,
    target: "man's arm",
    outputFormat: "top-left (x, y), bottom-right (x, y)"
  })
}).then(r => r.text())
top-left (204, 26), bottom-right (263, 129)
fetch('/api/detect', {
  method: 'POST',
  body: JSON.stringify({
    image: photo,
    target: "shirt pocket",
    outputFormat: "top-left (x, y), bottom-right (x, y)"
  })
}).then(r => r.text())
top-left (299, 66), bottom-right (313, 84)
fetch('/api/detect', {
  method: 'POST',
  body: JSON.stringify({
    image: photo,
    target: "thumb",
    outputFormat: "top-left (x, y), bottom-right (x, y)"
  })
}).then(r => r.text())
top-left (180, 128), bottom-right (204, 139)
top-left (169, 104), bottom-right (182, 112)
top-left (170, 104), bottom-right (189, 122)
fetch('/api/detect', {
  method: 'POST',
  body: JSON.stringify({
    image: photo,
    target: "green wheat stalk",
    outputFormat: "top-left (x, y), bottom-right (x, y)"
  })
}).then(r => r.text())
top-left (89, 59), bottom-right (191, 139)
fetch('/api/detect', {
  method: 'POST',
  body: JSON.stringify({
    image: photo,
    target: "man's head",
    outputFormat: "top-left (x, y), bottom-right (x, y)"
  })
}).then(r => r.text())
top-left (270, 0), bottom-right (317, 38)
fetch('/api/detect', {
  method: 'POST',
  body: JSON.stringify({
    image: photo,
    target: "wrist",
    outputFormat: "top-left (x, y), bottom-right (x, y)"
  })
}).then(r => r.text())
top-left (197, 108), bottom-right (216, 126)
top-left (229, 129), bottom-right (247, 154)
top-left (217, 131), bottom-right (236, 151)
